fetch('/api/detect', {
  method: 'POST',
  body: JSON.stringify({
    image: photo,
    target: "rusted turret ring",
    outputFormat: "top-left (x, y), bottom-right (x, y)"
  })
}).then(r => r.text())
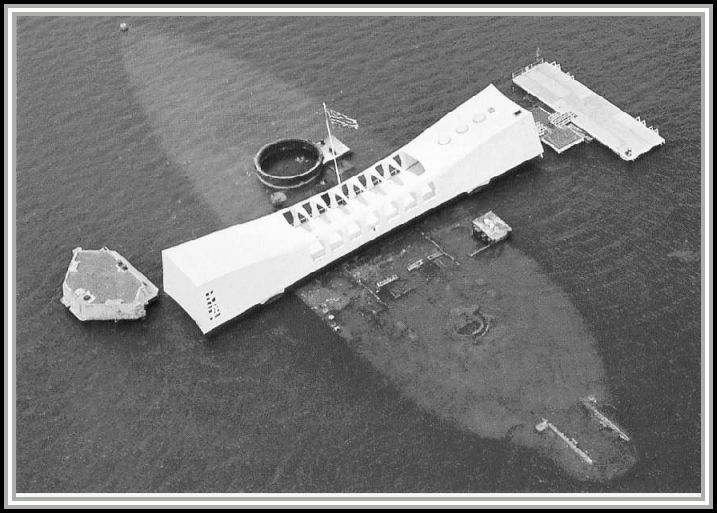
top-left (254, 138), bottom-right (324, 190)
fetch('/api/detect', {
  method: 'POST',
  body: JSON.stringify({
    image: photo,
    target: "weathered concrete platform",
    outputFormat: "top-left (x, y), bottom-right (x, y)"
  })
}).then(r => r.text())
top-left (513, 61), bottom-right (665, 161)
top-left (61, 247), bottom-right (159, 321)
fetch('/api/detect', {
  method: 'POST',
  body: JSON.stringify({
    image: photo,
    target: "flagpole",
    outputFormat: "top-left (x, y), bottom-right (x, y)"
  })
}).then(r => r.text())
top-left (322, 102), bottom-right (342, 185)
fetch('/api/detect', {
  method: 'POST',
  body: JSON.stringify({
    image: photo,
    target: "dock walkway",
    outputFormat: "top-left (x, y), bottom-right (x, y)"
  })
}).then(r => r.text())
top-left (513, 61), bottom-right (664, 161)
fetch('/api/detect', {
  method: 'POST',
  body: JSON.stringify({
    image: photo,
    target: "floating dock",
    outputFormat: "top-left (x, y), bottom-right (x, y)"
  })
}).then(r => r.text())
top-left (513, 60), bottom-right (664, 161)
top-left (61, 247), bottom-right (158, 321)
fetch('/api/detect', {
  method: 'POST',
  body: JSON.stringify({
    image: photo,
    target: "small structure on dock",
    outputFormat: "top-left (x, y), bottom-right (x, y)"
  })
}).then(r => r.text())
top-left (470, 211), bottom-right (512, 256)
top-left (61, 247), bottom-right (158, 321)
top-left (513, 59), bottom-right (665, 161)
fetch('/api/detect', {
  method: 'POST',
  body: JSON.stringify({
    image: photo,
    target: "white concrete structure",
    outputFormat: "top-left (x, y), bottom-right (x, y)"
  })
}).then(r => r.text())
top-left (162, 84), bottom-right (543, 333)
top-left (513, 61), bottom-right (665, 161)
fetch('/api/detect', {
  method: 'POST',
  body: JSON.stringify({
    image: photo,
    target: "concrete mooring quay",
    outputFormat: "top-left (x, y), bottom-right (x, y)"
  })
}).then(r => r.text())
top-left (513, 60), bottom-right (665, 161)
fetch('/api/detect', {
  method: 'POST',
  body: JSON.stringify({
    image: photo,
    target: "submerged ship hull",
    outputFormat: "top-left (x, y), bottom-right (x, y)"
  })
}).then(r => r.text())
top-left (162, 84), bottom-right (543, 333)
top-left (297, 202), bottom-right (637, 483)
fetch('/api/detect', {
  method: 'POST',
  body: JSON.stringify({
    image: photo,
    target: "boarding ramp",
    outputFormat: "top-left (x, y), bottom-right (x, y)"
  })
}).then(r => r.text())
top-left (531, 107), bottom-right (584, 154)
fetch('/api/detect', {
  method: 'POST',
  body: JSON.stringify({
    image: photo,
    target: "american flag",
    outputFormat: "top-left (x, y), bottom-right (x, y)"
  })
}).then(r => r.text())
top-left (325, 106), bottom-right (359, 130)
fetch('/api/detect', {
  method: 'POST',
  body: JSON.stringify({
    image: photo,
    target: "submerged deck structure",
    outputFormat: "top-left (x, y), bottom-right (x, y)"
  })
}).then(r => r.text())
top-left (162, 84), bottom-right (543, 333)
top-left (513, 60), bottom-right (664, 161)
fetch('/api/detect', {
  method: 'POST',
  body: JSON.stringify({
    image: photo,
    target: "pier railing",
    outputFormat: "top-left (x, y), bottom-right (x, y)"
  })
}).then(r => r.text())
top-left (636, 116), bottom-right (661, 137)
top-left (511, 57), bottom-right (544, 79)
top-left (548, 111), bottom-right (576, 128)
top-left (513, 58), bottom-right (576, 81)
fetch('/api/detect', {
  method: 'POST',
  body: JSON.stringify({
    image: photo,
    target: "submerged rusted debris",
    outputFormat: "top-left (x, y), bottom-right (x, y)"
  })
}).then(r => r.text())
top-left (61, 247), bottom-right (158, 322)
top-left (580, 396), bottom-right (631, 442)
top-left (386, 283), bottom-right (415, 300)
top-left (376, 274), bottom-right (399, 290)
top-left (351, 274), bottom-right (386, 307)
top-left (407, 258), bottom-right (424, 271)
top-left (535, 418), bottom-right (594, 465)
top-left (421, 231), bottom-right (458, 264)
top-left (448, 306), bottom-right (490, 342)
